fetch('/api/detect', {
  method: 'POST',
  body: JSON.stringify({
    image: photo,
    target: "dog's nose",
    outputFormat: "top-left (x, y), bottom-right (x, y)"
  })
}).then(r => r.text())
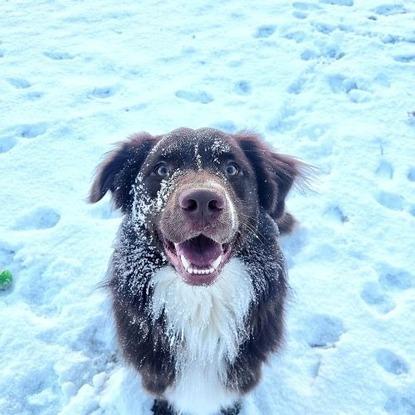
top-left (179, 189), bottom-right (225, 223)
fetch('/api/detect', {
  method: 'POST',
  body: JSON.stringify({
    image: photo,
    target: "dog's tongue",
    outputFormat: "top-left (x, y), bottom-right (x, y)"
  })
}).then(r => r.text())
top-left (176, 235), bottom-right (222, 267)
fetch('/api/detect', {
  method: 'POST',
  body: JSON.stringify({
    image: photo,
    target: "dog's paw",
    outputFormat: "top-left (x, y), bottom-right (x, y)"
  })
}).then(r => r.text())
top-left (151, 400), bottom-right (176, 415)
top-left (221, 401), bottom-right (242, 415)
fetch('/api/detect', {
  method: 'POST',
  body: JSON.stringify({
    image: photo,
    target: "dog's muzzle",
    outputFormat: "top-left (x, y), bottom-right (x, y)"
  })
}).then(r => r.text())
top-left (159, 173), bottom-right (237, 285)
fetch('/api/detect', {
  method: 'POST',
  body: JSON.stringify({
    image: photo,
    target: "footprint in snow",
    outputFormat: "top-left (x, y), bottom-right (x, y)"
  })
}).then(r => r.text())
top-left (233, 80), bottom-right (251, 95)
top-left (324, 205), bottom-right (349, 223)
top-left (88, 86), bottom-right (117, 99)
top-left (293, 2), bottom-right (321, 11)
top-left (88, 202), bottom-right (121, 220)
top-left (0, 137), bottom-right (17, 153)
top-left (253, 25), bottom-right (277, 39)
top-left (301, 49), bottom-right (319, 61)
top-left (293, 11), bottom-right (308, 19)
top-left (327, 74), bottom-right (357, 93)
top-left (283, 31), bottom-right (306, 43)
top-left (44, 50), bottom-right (75, 60)
top-left (384, 394), bottom-right (415, 415)
top-left (376, 191), bottom-right (404, 211)
top-left (175, 90), bottom-right (213, 104)
top-left (376, 349), bottom-right (409, 375)
top-left (304, 314), bottom-right (345, 348)
top-left (375, 160), bottom-right (394, 179)
top-left (302, 45), bottom-right (343, 63)
top-left (281, 227), bottom-right (309, 268)
top-left (0, 242), bottom-right (16, 269)
top-left (373, 4), bottom-right (407, 16)
top-left (360, 281), bottom-right (396, 314)
top-left (321, 44), bottom-right (345, 60)
top-left (377, 264), bottom-right (413, 291)
top-left (25, 91), bottom-right (44, 101)
top-left (7, 77), bottom-right (31, 89)
top-left (17, 123), bottom-right (48, 138)
top-left (408, 167), bottom-right (415, 182)
top-left (393, 55), bottom-right (415, 63)
top-left (12, 207), bottom-right (61, 231)
top-left (287, 77), bottom-right (306, 94)
top-left (319, 0), bottom-right (353, 6)
top-left (312, 22), bottom-right (336, 34)
top-left (382, 35), bottom-right (402, 45)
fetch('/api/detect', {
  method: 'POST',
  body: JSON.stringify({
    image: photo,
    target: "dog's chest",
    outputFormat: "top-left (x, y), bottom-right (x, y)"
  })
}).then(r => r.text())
top-left (151, 258), bottom-right (253, 415)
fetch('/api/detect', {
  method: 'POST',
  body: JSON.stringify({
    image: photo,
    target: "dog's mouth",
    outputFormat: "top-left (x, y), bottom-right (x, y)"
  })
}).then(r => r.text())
top-left (162, 234), bottom-right (232, 286)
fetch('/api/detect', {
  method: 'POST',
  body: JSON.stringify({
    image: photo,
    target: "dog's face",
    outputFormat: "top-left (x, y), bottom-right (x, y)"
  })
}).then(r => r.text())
top-left (135, 129), bottom-right (258, 285)
top-left (90, 128), bottom-right (302, 286)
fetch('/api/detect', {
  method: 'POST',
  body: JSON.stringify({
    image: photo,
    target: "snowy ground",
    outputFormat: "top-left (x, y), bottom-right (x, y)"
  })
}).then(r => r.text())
top-left (1, 0), bottom-right (415, 414)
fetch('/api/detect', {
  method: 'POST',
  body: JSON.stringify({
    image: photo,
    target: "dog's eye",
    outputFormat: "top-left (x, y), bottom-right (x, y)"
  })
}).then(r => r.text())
top-left (225, 162), bottom-right (240, 176)
top-left (154, 163), bottom-right (169, 177)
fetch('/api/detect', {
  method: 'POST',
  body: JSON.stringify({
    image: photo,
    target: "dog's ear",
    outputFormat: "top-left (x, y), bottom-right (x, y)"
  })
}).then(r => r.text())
top-left (89, 132), bottom-right (157, 211)
top-left (236, 132), bottom-right (305, 232)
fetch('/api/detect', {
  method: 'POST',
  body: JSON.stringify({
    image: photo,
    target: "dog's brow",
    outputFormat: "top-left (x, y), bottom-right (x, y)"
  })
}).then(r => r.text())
top-left (214, 151), bottom-right (236, 160)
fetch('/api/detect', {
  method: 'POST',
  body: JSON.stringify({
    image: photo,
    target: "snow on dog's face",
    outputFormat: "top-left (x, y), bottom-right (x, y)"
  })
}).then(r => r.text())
top-left (89, 127), bottom-right (302, 286)
top-left (133, 129), bottom-right (258, 286)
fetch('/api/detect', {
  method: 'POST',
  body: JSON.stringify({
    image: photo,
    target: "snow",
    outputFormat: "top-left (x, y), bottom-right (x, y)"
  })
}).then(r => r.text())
top-left (0, 1), bottom-right (414, 414)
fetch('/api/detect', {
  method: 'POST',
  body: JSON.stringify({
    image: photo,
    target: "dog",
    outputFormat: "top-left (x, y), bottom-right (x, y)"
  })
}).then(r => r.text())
top-left (89, 128), bottom-right (304, 415)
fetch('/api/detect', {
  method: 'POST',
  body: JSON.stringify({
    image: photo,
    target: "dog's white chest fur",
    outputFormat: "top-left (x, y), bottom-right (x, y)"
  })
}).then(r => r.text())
top-left (151, 258), bottom-right (253, 415)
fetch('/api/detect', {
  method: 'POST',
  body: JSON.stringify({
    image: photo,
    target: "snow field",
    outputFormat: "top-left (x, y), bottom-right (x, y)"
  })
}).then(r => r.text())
top-left (0, 1), bottom-right (414, 414)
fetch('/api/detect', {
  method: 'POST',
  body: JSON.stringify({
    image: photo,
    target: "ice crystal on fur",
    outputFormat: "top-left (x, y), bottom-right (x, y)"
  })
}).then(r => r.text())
top-left (131, 171), bottom-right (181, 228)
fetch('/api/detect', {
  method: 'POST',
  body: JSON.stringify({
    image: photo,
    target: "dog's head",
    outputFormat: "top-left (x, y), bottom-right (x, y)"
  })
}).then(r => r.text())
top-left (90, 128), bottom-right (303, 286)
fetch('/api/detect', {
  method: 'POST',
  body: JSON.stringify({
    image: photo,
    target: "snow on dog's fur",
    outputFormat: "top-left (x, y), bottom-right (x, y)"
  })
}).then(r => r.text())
top-left (89, 127), bottom-right (305, 415)
top-left (152, 258), bottom-right (252, 415)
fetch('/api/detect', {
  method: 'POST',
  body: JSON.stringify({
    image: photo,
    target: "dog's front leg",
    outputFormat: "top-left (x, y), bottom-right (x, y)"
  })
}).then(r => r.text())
top-left (151, 399), bottom-right (176, 415)
top-left (221, 401), bottom-right (241, 415)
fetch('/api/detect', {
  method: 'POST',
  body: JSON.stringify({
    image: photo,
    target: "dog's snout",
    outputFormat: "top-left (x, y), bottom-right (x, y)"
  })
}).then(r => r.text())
top-left (179, 189), bottom-right (225, 222)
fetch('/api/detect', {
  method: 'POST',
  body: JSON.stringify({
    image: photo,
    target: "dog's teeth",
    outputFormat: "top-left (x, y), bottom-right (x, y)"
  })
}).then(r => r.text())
top-left (186, 267), bottom-right (215, 275)
top-left (212, 255), bottom-right (222, 270)
top-left (180, 255), bottom-right (191, 270)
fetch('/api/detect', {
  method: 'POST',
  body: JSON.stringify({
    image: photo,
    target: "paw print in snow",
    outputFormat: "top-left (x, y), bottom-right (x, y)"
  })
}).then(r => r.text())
top-left (304, 314), bottom-right (345, 348)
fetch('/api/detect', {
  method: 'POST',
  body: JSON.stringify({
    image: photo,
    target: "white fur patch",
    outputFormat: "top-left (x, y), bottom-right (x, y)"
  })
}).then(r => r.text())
top-left (151, 258), bottom-right (254, 415)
